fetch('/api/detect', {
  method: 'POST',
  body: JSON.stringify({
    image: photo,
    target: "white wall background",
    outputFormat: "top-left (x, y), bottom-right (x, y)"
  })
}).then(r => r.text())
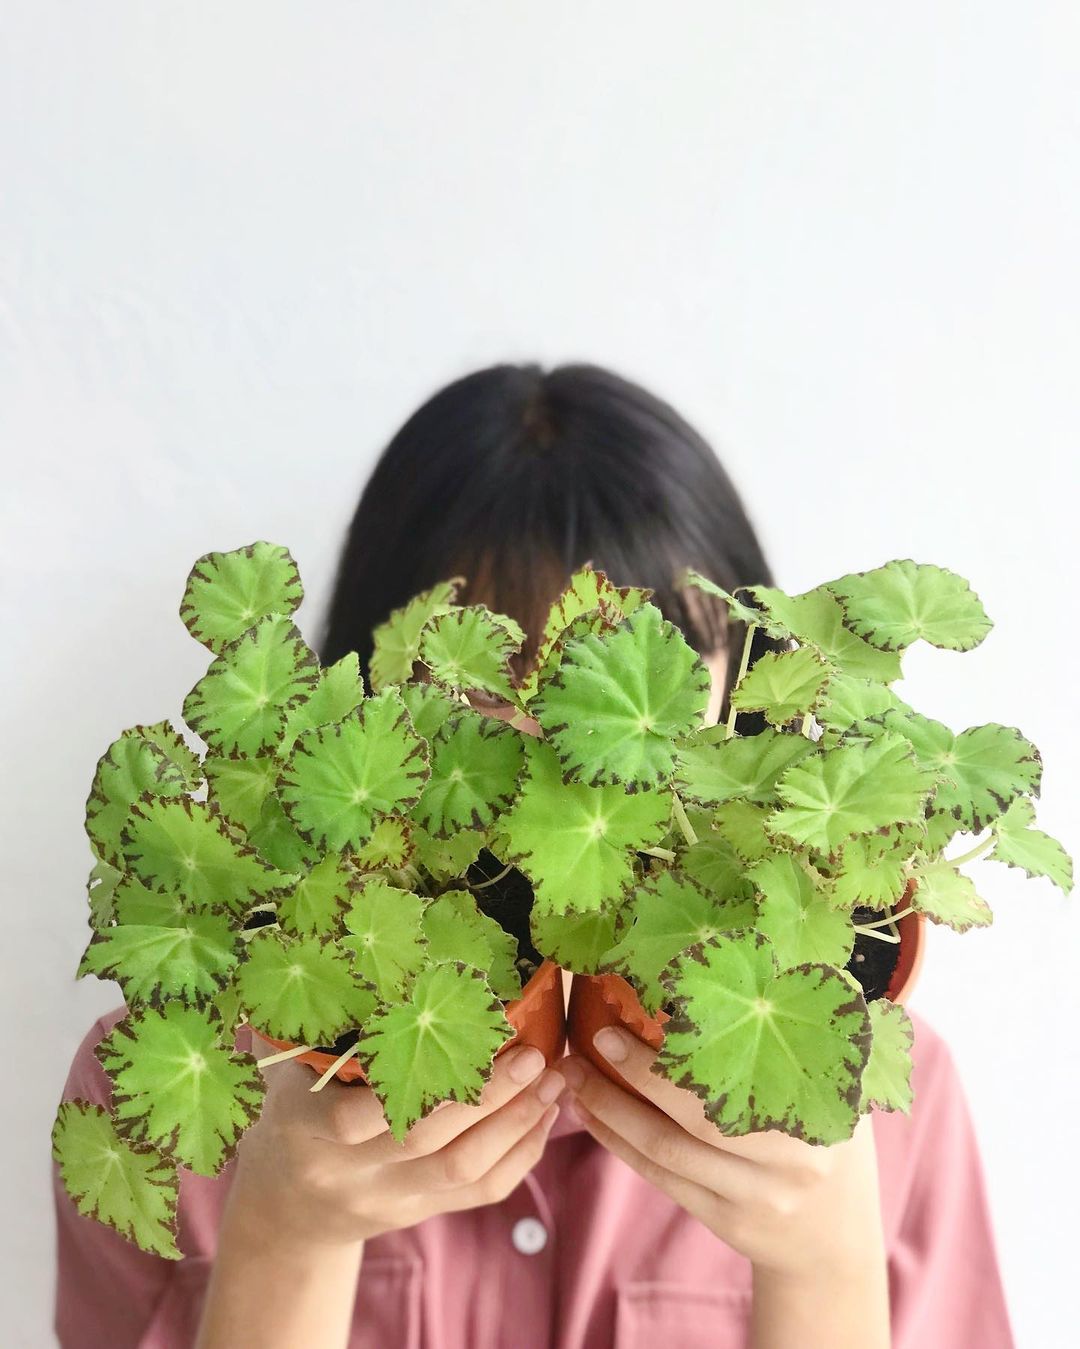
top-left (2, 3), bottom-right (1077, 1344)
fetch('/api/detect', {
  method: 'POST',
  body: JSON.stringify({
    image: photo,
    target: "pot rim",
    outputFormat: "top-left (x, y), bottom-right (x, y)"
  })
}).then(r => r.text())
top-left (255, 957), bottom-right (565, 1083)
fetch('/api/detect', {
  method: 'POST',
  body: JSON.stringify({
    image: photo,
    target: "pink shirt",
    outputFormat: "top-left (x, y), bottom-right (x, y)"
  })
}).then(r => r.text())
top-left (54, 1007), bottom-right (1014, 1348)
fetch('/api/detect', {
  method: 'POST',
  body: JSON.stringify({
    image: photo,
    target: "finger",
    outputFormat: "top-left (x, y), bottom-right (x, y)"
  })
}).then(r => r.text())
top-left (391, 1065), bottom-right (566, 1196)
top-left (570, 1093), bottom-right (731, 1233)
top-left (561, 1053), bottom-right (755, 1202)
top-left (588, 1027), bottom-right (722, 1137)
top-left (436, 1101), bottom-right (562, 1214)
top-left (588, 1029), bottom-right (858, 1167)
top-left (361, 1044), bottom-right (548, 1165)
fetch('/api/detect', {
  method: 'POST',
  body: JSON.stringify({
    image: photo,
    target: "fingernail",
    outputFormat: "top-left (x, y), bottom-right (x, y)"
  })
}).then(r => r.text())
top-left (594, 1028), bottom-right (628, 1062)
top-left (536, 1069), bottom-right (565, 1105)
top-left (508, 1047), bottom-right (545, 1084)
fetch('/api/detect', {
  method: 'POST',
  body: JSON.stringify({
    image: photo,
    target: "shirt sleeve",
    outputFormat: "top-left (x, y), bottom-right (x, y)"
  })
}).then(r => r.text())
top-left (53, 1009), bottom-right (173, 1349)
top-left (876, 1014), bottom-right (1015, 1349)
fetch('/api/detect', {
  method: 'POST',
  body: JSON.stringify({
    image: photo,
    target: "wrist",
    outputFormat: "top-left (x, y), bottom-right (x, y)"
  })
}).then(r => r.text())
top-left (223, 1162), bottom-right (366, 1264)
top-left (751, 1250), bottom-right (889, 1349)
top-left (752, 1246), bottom-right (886, 1289)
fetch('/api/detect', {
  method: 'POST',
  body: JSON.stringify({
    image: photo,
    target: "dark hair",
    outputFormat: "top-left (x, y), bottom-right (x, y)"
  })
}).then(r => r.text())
top-left (320, 362), bottom-right (779, 724)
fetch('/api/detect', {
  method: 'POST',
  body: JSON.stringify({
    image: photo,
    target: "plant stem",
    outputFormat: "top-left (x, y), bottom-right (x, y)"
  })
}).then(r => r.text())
top-left (857, 906), bottom-right (915, 931)
top-left (256, 1044), bottom-right (313, 1068)
top-left (724, 622), bottom-right (758, 740)
top-left (671, 793), bottom-right (698, 847)
top-left (642, 845), bottom-right (677, 863)
top-left (470, 861), bottom-right (514, 890)
top-left (851, 925), bottom-right (901, 944)
top-left (310, 1042), bottom-right (363, 1092)
top-left (800, 712), bottom-right (813, 739)
top-left (944, 833), bottom-right (996, 868)
top-left (239, 922), bottom-right (280, 943)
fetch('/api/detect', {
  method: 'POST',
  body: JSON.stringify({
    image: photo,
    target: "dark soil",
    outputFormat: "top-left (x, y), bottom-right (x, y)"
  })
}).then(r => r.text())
top-left (467, 849), bottom-right (543, 985)
top-left (846, 906), bottom-right (903, 1002)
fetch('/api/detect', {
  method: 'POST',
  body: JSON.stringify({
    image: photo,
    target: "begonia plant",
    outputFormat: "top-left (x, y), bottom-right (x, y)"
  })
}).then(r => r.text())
top-left (53, 543), bottom-right (1072, 1258)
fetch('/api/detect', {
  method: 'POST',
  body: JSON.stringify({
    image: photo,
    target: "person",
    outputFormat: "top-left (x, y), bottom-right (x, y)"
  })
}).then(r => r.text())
top-left (54, 364), bottom-right (1015, 1348)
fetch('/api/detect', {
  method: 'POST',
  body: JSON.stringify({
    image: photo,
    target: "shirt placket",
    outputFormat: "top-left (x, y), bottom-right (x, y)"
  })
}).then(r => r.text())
top-left (476, 1170), bottom-right (556, 1349)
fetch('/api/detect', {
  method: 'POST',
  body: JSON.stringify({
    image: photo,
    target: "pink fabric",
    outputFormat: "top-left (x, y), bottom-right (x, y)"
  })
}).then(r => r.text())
top-left (53, 1007), bottom-right (1014, 1348)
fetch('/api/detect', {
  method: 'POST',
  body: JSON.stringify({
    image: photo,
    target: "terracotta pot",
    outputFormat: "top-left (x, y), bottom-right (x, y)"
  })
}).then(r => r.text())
top-left (567, 968), bottom-right (670, 1103)
top-left (886, 908), bottom-right (925, 1004)
top-left (258, 957), bottom-right (567, 1085)
top-left (568, 891), bottom-right (927, 1104)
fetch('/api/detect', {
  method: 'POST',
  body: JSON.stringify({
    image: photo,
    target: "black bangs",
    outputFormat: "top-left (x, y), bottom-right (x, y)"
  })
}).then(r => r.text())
top-left (319, 362), bottom-right (782, 728)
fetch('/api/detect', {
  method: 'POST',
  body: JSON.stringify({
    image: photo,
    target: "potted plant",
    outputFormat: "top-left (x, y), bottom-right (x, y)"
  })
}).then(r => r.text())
top-left (53, 544), bottom-right (1072, 1260)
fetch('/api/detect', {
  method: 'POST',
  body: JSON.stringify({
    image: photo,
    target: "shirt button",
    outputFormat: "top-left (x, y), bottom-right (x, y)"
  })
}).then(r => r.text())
top-left (511, 1216), bottom-right (548, 1255)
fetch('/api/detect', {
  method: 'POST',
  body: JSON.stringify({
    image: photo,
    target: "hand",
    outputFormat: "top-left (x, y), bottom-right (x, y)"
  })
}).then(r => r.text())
top-left (230, 1035), bottom-right (566, 1252)
top-left (559, 1027), bottom-right (886, 1283)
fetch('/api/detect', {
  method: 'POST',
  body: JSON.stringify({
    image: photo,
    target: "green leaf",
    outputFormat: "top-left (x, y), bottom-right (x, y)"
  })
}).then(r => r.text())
top-left (729, 647), bottom-right (831, 729)
top-left (910, 862), bottom-right (992, 931)
top-left (278, 852), bottom-right (358, 938)
top-left (711, 800), bottom-right (776, 863)
top-left (204, 751), bottom-right (279, 832)
top-left (246, 796), bottom-right (318, 873)
top-left (534, 605), bottom-right (710, 789)
top-left (86, 730), bottom-right (187, 869)
top-left (677, 727), bottom-right (815, 808)
top-left (235, 930), bottom-right (377, 1044)
top-left (529, 904), bottom-right (618, 975)
top-left (930, 724), bottom-right (1042, 834)
top-left (357, 962), bottom-right (514, 1140)
top-left (815, 675), bottom-right (904, 734)
top-left (681, 833), bottom-right (754, 898)
top-left (523, 565), bottom-right (649, 699)
top-left (139, 721), bottom-right (204, 789)
top-left (183, 615), bottom-right (320, 757)
top-left (180, 541), bottom-right (303, 653)
top-left (659, 932), bottom-right (871, 1145)
top-left (827, 834), bottom-right (914, 910)
top-left (680, 570), bottom-right (784, 635)
top-left (52, 1102), bottom-right (180, 1259)
top-left (860, 1000), bottom-right (914, 1114)
top-left (747, 854), bottom-right (855, 969)
top-left (78, 910), bottom-right (240, 1004)
top-left (413, 711), bottom-right (525, 838)
top-left (112, 873), bottom-right (187, 926)
top-left (213, 983), bottom-right (244, 1037)
top-left (352, 817), bottom-right (415, 872)
top-left (278, 689), bottom-right (429, 853)
top-left (867, 710), bottom-right (1043, 834)
top-left (413, 825), bottom-right (486, 881)
top-left (121, 795), bottom-right (294, 914)
top-left (421, 889), bottom-right (520, 1001)
top-left (341, 879), bottom-right (428, 998)
top-left (87, 860), bottom-right (121, 929)
top-left (539, 565), bottom-right (649, 650)
top-left (502, 740), bottom-right (669, 915)
top-left (768, 736), bottom-right (937, 855)
top-left (826, 560), bottom-right (992, 652)
top-left (399, 681), bottom-right (459, 743)
top-left (419, 606), bottom-right (522, 702)
top-left (603, 871), bottom-right (757, 1014)
top-left (370, 581), bottom-right (461, 692)
top-left (989, 797), bottom-right (1073, 893)
top-left (281, 653), bottom-right (366, 752)
top-left (743, 585), bottom-right (903, 682)
top-left (97, 1003), bottom-right (264, 1177)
